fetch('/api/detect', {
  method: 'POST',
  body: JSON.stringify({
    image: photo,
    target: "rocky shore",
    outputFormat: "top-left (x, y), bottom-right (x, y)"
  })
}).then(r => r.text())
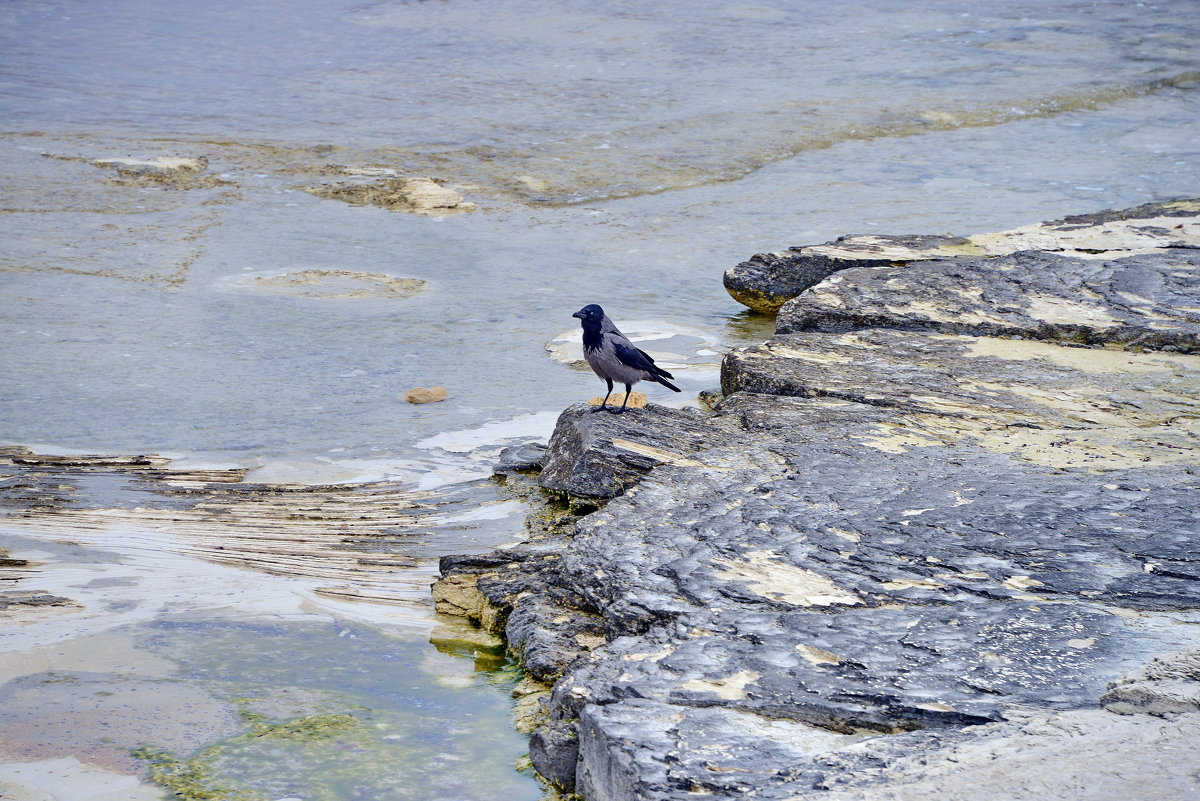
top-left (434, 200), bottom-right (1200, 800)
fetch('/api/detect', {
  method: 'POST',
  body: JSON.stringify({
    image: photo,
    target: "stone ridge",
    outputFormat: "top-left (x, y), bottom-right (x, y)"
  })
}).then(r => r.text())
top-left (776, 249), bottom-right (1200, 353)
top-left (723, 197), bottom-right (1200, 312)
top-left (434, 201), bottom-right (1200, 800)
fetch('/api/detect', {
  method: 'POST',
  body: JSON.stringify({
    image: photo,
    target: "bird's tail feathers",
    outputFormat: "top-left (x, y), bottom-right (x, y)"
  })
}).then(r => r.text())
top-left (656, 375), bottom-right (681, 392)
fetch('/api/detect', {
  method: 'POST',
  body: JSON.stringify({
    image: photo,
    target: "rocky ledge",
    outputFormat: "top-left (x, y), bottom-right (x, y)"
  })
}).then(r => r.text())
top-left (434, 200), bottom-right (1200, 800)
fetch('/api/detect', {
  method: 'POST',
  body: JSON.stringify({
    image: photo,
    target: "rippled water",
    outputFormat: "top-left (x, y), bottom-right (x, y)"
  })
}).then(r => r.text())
top-left (1, 0), bottom-right (1198, 798)
top-left (2, 0), bottom-right (1199, 467)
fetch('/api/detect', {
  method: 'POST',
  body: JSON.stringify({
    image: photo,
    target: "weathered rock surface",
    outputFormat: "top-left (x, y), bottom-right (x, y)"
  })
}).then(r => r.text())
top-left (725, 198), bottom-right (1200, 312)
top-left (1102, 644), bottom-right (1200, 717)
top-left (536, 404), bottom-right (737, 501)
top-left (777, 248), bottom-right (1200, 352)
top-left (0, 590), bottom-right (78, 610)
top-left (436, 200), bottom-right (1200, 799)
top-left (724, 233), bottom-right (968, 313)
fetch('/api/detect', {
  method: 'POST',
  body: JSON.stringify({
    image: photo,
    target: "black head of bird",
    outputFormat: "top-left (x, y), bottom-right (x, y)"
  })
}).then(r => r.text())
top-left (572, 304), bottom-right (604, 323)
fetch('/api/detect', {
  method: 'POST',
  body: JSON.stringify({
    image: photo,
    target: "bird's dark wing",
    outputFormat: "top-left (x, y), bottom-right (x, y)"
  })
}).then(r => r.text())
top-left (612, 340), bottom-right (658, 371)
top-left (613, 341), bottom-right (675, 379)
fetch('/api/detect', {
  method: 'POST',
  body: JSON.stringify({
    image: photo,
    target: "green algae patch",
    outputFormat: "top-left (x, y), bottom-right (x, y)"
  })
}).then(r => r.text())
top-left (134, 710), bottom-right (369, 801)
top-left (133, 744), bottom-right (266, 801)
top-left (244, 711), bottom-right (363, 741)
top-left (131, 618), bottom-right (541, 800)
top-left (936, 240), bottom-right (987, 257)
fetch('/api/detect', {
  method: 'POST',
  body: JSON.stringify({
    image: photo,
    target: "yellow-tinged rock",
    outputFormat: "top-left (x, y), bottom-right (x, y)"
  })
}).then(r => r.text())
top-left (406, 386), bottom-right (448, 404)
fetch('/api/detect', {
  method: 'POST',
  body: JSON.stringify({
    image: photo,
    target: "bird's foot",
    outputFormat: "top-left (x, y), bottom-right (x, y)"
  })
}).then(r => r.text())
top-left (607, 407), bottom-right (627, 415)
top-left (590, 405), bottom-right (608, 413)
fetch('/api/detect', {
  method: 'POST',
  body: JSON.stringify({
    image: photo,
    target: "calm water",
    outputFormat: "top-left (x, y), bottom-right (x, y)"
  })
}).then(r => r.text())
top-left (1, 0), bottom-right (1199, 798)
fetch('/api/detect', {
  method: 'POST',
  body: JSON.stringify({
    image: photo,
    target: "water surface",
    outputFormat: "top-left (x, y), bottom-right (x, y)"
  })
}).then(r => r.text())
top-left (1, 0), bottom-right (1198, 798)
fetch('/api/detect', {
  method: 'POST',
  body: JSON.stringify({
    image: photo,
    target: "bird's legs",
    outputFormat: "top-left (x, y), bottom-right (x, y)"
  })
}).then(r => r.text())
top-left (591, 378), bottom-right (614, 413)
top-left (609, 382), bottom-right (633, 414)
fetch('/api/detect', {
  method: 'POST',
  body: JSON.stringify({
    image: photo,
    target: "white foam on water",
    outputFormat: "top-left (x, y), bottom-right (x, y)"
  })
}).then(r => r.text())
top-left (424, 499), bottom-right (526, 526)
top-left (415, 410), bottom-right (560, 453)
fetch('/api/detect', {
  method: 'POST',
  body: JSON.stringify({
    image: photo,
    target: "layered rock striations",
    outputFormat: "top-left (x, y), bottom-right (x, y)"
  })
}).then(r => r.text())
top-left (435, 200), bottom-right (1200, 800)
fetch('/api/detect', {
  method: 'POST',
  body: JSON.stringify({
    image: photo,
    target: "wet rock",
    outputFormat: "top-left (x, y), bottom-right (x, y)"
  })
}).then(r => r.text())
top-left (725, 198), bottom-right (1200, 313)
top-left (723, 233), bottom-right (966, 313)
top-left (93, 155), bottom-right (207, 175)
top-left (305, 176), bottom-right (476, 214)
top-left (537, 403), bottom-right (736, 501)
top-left (0, 449), bottom-right (490, 606)
top-left (436, 200), bottom-right (1200, 799)
top-left (0, 590), bottom-right (77, 609)
top-left (492, 442), bottom-right (548, 474)
top-left (405, 386), bottom-right (448, 404)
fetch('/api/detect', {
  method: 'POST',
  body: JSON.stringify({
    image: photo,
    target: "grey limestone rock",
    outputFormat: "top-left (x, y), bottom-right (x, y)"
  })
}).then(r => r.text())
top-left (492, 441), bottom-right (549, 474)
top-left (725, 197), bottom-right (1200, 314)
top-left (529, 718), bottom-right (581, 790)
top-left (436, 200), bottom-right (1200, 800)
top-left (537, 403), bottom-right (735, 501)
top-left (777, 248), bottom-right (1200, 353)
top-left (722, 233), bottom-right (969, 313)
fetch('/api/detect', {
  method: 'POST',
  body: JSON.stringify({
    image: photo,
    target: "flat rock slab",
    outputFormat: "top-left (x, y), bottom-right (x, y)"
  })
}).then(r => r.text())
top-left (724, 330), bottom-right (1200, 471)
top-left (778, 249), bottom-right (1200, 352)
top-left (474, 391), bottom-right (1200, 795)
top-left (574, 701), bottom-right (1200, 801)
top-left (437, 200), bottom-right (1200, 799)
top-left (725, 198), bottom-right (1200, 312)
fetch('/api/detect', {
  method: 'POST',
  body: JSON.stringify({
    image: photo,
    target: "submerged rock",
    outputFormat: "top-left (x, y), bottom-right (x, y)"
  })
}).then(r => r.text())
top-left (0, 590), bottom-right (77, 609)
top-left (220, 268), bottom-right (427, 299)
top-left (90, 155), bottom-right (227, 188)
top-left (434, 199), bottom-right (1200, 799)
top-left (305, 176), bottom-right (476, 214)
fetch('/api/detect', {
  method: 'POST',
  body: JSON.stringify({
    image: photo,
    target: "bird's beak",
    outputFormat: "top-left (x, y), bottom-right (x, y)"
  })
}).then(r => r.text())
top-left (572, 311), bottom-right (584, 319)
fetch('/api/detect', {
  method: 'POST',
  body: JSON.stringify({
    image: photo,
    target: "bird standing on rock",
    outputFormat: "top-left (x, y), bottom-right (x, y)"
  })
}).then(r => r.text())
top-left (573, 304), bottom-right (681, 414)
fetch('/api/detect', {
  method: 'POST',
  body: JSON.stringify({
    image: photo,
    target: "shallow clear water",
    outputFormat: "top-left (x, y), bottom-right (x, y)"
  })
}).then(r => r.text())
top-left (1, 0), bottom-right (1199, 798)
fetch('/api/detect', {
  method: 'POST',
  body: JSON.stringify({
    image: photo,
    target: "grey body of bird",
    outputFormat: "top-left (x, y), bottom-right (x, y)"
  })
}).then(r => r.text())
top-left (572, 303), bottom-right (680, 413)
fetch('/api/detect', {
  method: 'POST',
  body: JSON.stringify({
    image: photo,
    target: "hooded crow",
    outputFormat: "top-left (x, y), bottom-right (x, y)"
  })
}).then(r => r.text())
top-left (572, 304), bottom-right (681, 413)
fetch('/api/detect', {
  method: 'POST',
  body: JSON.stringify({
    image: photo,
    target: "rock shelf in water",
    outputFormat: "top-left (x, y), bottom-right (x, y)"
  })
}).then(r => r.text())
top-left (434, 199), bottom-right (1200, 800)
top-left (723, 198), bottom-right (1200, 314)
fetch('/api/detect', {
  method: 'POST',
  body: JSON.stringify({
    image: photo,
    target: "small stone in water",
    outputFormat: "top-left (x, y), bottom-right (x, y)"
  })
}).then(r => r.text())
top-left (406, 386), bottom-right (448, 404)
